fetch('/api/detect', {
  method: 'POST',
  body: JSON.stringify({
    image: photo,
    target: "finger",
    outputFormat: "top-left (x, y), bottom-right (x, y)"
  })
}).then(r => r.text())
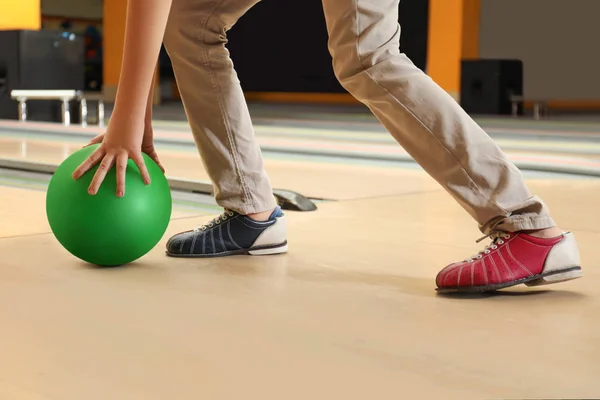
top-left (131, 153), bottom-right (151, 185)
top-left (88, 154), bottom-right (115, 195)
top-left (115, 152), bottom-right (128, 197)
top-left (72, 146), bottom-right (105, 179)
top-left (83, 134), bottom-right (105, 148)
top-left (148, 151), bottom-right (165, 173)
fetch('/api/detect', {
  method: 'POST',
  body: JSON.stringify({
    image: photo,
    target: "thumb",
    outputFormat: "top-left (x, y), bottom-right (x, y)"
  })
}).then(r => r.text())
top-left (83, 134), bottom-right (105, 148)
top-left (148, 151), bottom-right (166, 174)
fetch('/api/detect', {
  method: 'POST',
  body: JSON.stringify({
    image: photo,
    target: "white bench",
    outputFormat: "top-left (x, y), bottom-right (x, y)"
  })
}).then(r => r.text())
top-left (510, 95), bottom-right (548, 120)
top-left (77, 92), bottom-right (105, 128)
top-left (10, 89), bottom-right (105, 127)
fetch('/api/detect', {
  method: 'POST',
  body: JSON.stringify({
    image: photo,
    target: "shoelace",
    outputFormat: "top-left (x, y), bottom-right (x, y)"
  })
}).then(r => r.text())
top-left (193, 210), bottom-right (236, 232)
top-left (466, 231), bottom-right (511, 262)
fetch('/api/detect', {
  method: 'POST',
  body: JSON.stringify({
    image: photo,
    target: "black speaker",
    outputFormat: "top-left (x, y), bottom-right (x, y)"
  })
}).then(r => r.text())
top-left (460, 59), bottom-right (523, 115)
top-left (0, 30), bottom-right (85, 121)
top-left (0, 64), bottom-right (6, 104)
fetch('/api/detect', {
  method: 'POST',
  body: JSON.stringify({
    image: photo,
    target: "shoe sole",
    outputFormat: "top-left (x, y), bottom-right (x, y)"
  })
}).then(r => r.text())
top-left (436, 266), bottom-right (582, 293)
top-left (165, 241), bottom-right (288, 258)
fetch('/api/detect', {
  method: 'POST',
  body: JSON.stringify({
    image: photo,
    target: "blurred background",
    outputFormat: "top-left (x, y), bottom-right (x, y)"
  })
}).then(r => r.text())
top-left (2, 0), bottom-right (600, 210)
top-left (2, 0), bottom-right (600, 120)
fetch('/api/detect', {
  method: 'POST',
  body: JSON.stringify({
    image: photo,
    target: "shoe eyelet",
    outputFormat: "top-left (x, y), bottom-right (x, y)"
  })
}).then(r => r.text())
top-left (504, 234), bottom-right (510, 239)
top-left (491, 245), bottom-right (498, 250)
top-left (484, 250), bottom-right (490, 254)
top-left (477, 255), bottom-right (483, 259)
top-left (498, 240), bottom-right (504, 245)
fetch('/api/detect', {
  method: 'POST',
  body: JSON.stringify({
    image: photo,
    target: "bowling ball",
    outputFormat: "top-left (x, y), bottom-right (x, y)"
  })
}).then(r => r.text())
top-left (46, 144), bottom-right (172, 266)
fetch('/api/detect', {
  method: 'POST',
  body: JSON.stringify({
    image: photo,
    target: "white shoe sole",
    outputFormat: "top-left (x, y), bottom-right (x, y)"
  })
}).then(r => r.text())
top-left (525, 266), bottom-right (583, 287)
top-left (248, 243), bottom-right (289, 256)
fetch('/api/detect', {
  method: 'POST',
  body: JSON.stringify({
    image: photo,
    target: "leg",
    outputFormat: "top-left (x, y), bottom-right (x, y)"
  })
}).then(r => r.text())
top-left (163, 0), bottom-right (287, 258)
top-left (163, 0), bottom-right (276, 215)
top-left (322, 0), bottom-right (549, 234)
top-left (80, 98), bottom-right (88, 127)
top-left (61, 98), bottom-right (71, 126)
top-left (18, 99), bottom-right (27, 121)
top-left (322, 0), bottom-right (581, 291)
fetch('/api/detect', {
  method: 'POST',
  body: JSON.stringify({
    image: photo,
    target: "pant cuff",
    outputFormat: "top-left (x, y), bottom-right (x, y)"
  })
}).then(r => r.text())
top-left (483, 215), bottom-right (556, 234)
top-left (218, 196), bottom-right (278, 215)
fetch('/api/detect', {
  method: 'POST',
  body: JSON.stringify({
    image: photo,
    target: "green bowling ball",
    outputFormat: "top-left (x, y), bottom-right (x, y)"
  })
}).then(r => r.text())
top-left (46, 144), bottom-right (172, 266)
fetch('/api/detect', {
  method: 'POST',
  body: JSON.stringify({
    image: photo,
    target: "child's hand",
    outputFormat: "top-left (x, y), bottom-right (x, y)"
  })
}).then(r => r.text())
top-left (84, 124), bottom-right (165, 174)
top-left (70, 0), bottom-right (173, 197)
top-left (72, 120), bottom-right (157, 197)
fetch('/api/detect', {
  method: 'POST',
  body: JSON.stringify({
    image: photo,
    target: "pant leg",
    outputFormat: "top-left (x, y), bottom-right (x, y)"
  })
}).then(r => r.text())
top-left (163, 0), bottom-right (276, 214)
top-left (320, 0), bottom-right (555, 234)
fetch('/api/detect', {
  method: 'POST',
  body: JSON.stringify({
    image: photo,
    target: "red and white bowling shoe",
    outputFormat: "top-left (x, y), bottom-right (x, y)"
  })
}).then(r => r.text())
top-left (436, 231), bottom-right (582, 292)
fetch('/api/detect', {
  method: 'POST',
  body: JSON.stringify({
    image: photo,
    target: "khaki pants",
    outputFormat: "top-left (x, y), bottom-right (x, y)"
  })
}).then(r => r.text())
top-left (163, 0), bottom-right (556, 234)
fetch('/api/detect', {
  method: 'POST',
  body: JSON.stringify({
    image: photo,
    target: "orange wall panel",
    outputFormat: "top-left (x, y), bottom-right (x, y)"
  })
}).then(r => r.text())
top-left (102, 0), bottom-right (127, 87)
top-left (0, 0), bottom-right (41, 30)
top-left (426, 0), bottom-right (480, 97)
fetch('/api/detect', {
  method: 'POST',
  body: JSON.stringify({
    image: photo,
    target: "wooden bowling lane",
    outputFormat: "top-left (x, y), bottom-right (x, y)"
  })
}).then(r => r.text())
top-left (3, 120), bottom-right (600, 205)
top-left (0, 186), bottom-right (54, 238)
top-left (0, 136), bottom-right (442, 201)
top-left (0, 178), bottom-right (599, 399)
top-left (0, 184), bottom-right (206, 239)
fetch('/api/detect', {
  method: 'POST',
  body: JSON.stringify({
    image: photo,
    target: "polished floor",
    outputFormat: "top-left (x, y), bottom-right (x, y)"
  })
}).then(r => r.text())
top-left (1, 108), bottom-right (599, 399)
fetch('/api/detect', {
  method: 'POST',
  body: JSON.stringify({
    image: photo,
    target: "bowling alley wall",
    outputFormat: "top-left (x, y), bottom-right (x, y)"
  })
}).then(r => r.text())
top-left (17, 0), bottom-right (600, 107)
top-left (40, 0), bottom-right (101, 32)
top-left (478, 0), bottom-right (600, 104)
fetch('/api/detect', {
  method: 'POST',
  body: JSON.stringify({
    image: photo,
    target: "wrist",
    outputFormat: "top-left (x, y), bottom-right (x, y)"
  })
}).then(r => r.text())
top-left (109, 108), bottom-right (145, 130)
top-left (110, 103), bottom-right (145, 122)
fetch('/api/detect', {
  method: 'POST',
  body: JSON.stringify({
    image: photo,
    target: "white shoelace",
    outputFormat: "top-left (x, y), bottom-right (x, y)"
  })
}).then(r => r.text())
top-left (193, 210), bottom-right (236, 232)
top-left (466, 232), bottom-right (511, 262)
